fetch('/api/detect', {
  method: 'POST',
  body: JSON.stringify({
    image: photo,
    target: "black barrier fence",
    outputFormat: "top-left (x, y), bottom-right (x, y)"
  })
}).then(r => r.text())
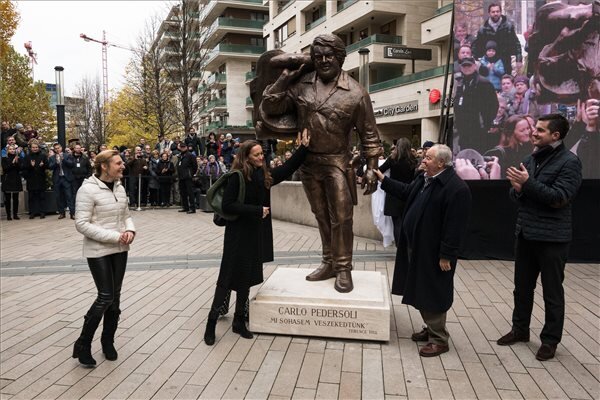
top-left (119, 173), bottom-right (221, 212)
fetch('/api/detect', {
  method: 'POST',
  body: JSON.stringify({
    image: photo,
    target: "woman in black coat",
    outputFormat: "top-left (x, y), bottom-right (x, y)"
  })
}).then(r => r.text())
top-left (1, 144), bottom-right (23, 220)
top-left (206, 132), bottom-right (219, 158)
top-left (203, 131), bottom-right (309, 345)
top-left (156, 152), bottom-right (174, 206)
top-left (23, 140), bottom-right (48, 218)
top-left (378, 137), bottom-right (417, 245)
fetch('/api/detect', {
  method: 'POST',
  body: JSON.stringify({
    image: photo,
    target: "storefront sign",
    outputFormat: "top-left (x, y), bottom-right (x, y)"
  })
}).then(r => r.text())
top-left (384, 46), bottom-right (432, 60)
top-left (374, 101), bottom-right (419, 118)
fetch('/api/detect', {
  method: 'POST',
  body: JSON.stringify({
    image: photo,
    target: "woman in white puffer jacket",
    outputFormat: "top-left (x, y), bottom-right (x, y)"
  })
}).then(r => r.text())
top-left (72, 150), bottom-right (136, 367)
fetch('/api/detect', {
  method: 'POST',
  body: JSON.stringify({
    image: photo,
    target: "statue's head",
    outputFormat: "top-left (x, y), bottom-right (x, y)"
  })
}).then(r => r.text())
top-left (311, 34), bottom-right (346, 82)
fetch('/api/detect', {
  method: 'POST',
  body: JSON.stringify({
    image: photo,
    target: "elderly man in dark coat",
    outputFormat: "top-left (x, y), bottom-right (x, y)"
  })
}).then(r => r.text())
top-left (375, 144), bottom-right (472, 357)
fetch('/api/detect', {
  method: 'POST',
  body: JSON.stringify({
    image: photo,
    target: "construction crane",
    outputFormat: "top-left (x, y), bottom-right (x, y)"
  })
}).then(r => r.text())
top-left (24, 41), bottom-right (37, 81)
top-left (79, 31), bottom-right (133, 107)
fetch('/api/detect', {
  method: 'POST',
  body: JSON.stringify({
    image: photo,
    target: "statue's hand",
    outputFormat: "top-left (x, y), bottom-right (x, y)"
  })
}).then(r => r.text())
top-left (281, 64), bottom-right (307, 84)
top-left (361, 169), bottom-right (378, 195)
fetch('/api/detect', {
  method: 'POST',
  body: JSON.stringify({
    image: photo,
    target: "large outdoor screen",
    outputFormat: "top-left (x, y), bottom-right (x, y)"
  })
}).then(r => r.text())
top-left (452, 0), bottom-right (599, 180)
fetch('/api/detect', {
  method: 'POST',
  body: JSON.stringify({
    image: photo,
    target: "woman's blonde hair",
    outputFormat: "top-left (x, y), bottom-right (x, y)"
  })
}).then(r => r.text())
top-left (94, 150), bottom-right (120, 177)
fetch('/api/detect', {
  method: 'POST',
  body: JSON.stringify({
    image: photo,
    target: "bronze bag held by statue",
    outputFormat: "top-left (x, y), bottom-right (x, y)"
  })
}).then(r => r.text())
top-left (207, 170), bottom-right (246, 226)
top-left (250, 50), bottom-right (314, 141)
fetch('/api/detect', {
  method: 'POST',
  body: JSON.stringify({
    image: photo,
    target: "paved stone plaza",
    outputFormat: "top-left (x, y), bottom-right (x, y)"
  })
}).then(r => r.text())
top-left (1, 210), bottom-right (598, 399)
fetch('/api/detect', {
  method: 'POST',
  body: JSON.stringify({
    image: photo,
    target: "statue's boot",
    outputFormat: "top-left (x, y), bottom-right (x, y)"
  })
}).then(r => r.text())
top-left (334, 270), bottom-right (354, 293)
top-left (306, 263), bottom-right (336, 281)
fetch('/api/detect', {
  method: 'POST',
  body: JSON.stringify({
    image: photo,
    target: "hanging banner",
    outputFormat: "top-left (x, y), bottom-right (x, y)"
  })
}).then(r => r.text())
top-left (452, 0), bottom-right (599, 180)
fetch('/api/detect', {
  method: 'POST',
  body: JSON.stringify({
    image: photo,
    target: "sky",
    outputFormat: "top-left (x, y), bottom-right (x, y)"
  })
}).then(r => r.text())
top-left (11, 1), bottom-right (173, 97)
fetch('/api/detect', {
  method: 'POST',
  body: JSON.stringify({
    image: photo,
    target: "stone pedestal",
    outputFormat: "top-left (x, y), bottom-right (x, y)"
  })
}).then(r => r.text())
top-left (249, 268), bottom-right (390, 341)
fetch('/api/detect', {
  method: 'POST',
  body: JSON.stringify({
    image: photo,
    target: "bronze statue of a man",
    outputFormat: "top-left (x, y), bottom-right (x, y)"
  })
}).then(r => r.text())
top-left (261, 34), bottom-right (381, 292)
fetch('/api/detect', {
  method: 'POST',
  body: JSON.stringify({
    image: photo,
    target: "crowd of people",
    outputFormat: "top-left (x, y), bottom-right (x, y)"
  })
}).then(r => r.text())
top-left (452, 3), bottom-right (598, 180)
top-left (1, 121), bottom-right (313, 220)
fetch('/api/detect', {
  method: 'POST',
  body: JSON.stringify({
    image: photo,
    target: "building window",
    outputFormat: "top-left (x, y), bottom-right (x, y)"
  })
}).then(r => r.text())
top-left (250, 37), bottom-right (265, 47)
top-left (250, 12), bottom-right (268, 21)
top-left (359, 28), bottom-right (368, 40)
top-left (275, 16), bottom-right (295, 47)
top-left (380, 21), bottom-right (396, 35)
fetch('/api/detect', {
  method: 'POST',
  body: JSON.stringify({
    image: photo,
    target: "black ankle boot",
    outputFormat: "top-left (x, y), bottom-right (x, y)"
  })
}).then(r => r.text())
top-left (232, 315), bottom-right (253, 339)
top-left (72, 338), bottom-right (96, 367)
top-left (101, 310), bottom-right (120, 360)
top-left (73, 314), bottom-right (101, 367)
top-left (204, 316), bottom-right (218, 346)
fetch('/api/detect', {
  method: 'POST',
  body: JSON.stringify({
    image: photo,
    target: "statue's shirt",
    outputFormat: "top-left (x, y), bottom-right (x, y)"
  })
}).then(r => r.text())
top-left (263, 71), bottom-right (380, 159)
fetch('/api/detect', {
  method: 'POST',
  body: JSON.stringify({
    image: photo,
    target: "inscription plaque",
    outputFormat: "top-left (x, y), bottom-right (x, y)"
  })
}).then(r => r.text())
top-left (249, 268), bottom-right (390, 341)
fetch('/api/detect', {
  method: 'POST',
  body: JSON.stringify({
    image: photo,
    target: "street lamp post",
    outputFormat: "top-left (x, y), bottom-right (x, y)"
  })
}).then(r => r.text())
top-left (55, 66), bottom-right (66, 148)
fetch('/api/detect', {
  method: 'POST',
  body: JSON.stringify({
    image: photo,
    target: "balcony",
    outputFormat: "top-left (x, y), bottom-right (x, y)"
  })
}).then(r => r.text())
top-left (435, 3), bottom-right (454, 15)
top-left (215, 17), bottom-right (264, 30)
top-left (305, 15), bottom-right (326, 32)
top-left (204, 43), bottom-right (266, 70)
top-left (207, 72), bottom-right (226, 87)
top-left (245, 70), bottom-right (256, 83)
top-left (205, 121), bottom-right (223, 131)
top-left (199, 0), bottom-right (269, 26)
top-left (204, 17), bottom-right (265, 47)
top-left (336, 0), bottom-right (358, 13)
top-left (245, 97), bottom-right (254, 108)
top-left (369, 65), bottom-right (451, 93)
top-left (200, 97), bottom-right (227, 114)
top-left (277, 0), bottom-right (294, 15)
top-left (346, 34), bottom-right (403, 54)
top-left (421, 3), bottom-right (453, 45)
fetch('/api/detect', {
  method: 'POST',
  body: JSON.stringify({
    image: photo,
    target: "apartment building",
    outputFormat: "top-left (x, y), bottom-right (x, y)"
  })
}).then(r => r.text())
top-left (153, 1), bottom-right (269, 138)
top-left (263, 0), bottom-right (453, 145)
top-left (197, 0), bottom-right (269, 135)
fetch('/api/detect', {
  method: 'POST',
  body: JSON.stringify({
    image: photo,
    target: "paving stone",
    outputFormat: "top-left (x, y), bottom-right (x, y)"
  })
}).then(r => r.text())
top-left (319, 348), bottom-right (343, 384)
top-left (381, 335), bottom-right (406, 396)
top-left (339, 371), bottom-right (361, 400)
top-left (292, 387), bottom-right (316, 400)
top-left (246, 350), bottom-right (286, 399)
top-left (271, 343), bottom-right (307, 398)
top-left (445, 370), bottom-right (476, 399)
top-left (341, 342), bottom-right (362, 373)
top-left (362, 348), bottom-right (384, 400)
top-left (198, 361), bottom-right (240, 400)
top-left (315, 382), bottom-right (338, 400)
top-left (296, 352), bottom-right (324, 390)
top-left (427, 379), bottom-right (453, 400)
top-left (463, 361), bottom-right (500, 399)
top-left (222, 370), bottom-right (255, 400)
top-left (509, 372), bottom-right (545, 399)
top-left (398, 339), bottom-right (426, 389)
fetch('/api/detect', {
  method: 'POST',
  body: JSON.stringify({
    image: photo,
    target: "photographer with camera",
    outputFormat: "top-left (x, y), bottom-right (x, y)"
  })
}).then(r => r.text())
top-left (454, 57), bottom-right (499, 153)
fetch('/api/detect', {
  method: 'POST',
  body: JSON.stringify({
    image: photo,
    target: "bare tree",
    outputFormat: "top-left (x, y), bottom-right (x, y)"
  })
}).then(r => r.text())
top-left (73, 77), bottom-right (107, 148)
top-left (162, 0), bottom-right (214, 134)
top-left (128, 14), bottom-right (179, 140)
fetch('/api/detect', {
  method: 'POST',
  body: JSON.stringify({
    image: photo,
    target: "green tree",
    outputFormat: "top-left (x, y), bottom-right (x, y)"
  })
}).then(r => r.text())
top-left (106, 85), bottom-right (156, 149)
top-left (0, 0), bottom-right (19, 58)
top-left (0, 45), bottom-right (53, 129)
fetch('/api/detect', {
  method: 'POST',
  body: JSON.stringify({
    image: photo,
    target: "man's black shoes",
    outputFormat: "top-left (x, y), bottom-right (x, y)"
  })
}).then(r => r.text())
top-left (497, 330), bottom-right (530, 346)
